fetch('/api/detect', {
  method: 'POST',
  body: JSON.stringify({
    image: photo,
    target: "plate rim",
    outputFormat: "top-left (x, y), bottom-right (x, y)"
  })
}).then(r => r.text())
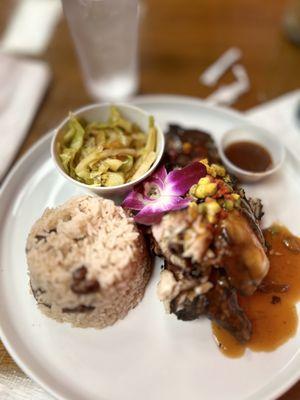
top-left (0, 94), bottom-right (299, 400)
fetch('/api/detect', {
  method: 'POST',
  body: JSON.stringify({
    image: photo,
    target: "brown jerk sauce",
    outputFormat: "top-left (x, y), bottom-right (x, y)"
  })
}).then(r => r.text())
top-left (212, 224), bottom-right (300, 358)
top-left (224, 141), bottom-right (273, 173)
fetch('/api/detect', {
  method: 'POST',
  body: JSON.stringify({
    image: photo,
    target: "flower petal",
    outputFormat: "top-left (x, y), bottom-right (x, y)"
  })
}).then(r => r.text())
top-left (122, 190), bottom-right (145, 210)
top-left (134, 211), bottom-right (164, 225)
top-left (134, 196), bottom-right (191, 225)
top-left (142, 166), bottom-right (166, 196)
top-left (151, 164), bottom-right (167, 186)
top-left (164, 162), bottom-right (206, 196)
top-left (123, 165), bottom-right (168, 209)
top-left (166, 196), bottom-right (191, 211)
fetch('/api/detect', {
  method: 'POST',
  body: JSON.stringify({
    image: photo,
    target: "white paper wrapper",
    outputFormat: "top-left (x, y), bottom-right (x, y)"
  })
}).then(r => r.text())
top-left (206, 64), bottom-right (250, 106)
top-left (199, 47), bottom-right (242, 87)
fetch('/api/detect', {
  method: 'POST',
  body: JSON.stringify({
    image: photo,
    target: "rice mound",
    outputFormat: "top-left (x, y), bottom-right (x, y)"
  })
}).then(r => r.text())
top-left (26, 195), bottom-right (152, 328)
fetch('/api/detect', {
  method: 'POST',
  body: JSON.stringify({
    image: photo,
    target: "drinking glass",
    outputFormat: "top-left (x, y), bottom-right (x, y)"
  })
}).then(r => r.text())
top-left (62, 0), bottom-right (139, 101)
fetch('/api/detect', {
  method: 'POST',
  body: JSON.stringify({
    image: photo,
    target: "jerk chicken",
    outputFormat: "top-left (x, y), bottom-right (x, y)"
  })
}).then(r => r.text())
top-left (152, 125), bottom-right (270, 343)
top-left (164, 124), bottom-right (221, 168)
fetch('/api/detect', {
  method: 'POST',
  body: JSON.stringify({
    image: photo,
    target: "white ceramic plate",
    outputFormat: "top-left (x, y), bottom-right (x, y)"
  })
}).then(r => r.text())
top-left (1, 95), bottom-right (300, 400)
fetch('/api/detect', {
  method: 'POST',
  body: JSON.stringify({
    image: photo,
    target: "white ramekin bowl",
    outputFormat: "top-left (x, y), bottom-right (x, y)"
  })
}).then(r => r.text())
top-left (219, 125), bottom-right (285, 183)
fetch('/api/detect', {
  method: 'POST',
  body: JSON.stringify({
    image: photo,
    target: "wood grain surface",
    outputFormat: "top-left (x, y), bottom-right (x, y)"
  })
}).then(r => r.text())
top-left (1, 0), bottom-right (300, 399)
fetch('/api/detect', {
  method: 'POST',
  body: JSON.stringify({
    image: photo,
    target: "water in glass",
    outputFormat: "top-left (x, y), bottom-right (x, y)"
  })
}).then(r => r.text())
top-left (62, 0), bottom-right (139, 101)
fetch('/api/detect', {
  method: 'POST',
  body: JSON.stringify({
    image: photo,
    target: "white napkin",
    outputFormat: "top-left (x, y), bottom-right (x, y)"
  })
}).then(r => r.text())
top-left (0, 53), bottom-right (50, 181)
top-left (246, 90), bottom-right (300, 161)
top-left (0, 0), bottom-right (61, 55)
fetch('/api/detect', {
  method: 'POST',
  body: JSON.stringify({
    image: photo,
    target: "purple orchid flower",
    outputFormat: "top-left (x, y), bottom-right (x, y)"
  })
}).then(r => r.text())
top-left (123, 161), bottom-right (206, 225)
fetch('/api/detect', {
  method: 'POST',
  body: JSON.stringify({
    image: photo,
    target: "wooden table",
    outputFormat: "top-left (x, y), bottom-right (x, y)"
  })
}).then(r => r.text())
top-left (1, 0), bottom-right (300, 399)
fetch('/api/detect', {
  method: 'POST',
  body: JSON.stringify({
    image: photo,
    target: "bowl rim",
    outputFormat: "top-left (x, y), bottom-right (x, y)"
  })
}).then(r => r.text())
top-left (218, 124), bottom-right (286, 178)
top-left (50, 102), bottom-right (165, 191)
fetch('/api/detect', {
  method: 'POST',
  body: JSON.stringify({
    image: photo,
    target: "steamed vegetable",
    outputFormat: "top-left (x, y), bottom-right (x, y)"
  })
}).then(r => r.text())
top-left (58, 107), bottom-right (157, 186)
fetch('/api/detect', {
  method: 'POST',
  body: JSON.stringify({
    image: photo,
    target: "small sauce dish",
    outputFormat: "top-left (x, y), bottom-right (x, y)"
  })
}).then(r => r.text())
top-left (218, 125), bottom-right (285, 182)
top-left (51, 103), bottom-right (165, 198)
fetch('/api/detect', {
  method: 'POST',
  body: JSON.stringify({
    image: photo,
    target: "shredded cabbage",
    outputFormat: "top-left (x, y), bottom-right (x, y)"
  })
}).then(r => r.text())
top-left (58, 107), bottom-right (157, 186)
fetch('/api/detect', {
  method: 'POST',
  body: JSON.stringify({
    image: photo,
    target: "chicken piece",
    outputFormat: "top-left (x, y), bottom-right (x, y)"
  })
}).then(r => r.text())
top-left (221, 210), bottom-right (270, 295)
top-left (164, 124), bottom-right (220, 169)
top-left (153, 206), bottom-right (267, 343)
top-left (157, 266), bottom-right (213, 314)
top-left (166, 269), bottom-right (252, 343)
top-left (152, 155), bottom-right (269, 343)
top-left (153, 205), bottom-right (269, 296)
top-left (239, 194), bottom-right (266, 249)
top-left (204, 275), bottom-right (252, 343)
top-left (152, 210), bottom-right (213, 274)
